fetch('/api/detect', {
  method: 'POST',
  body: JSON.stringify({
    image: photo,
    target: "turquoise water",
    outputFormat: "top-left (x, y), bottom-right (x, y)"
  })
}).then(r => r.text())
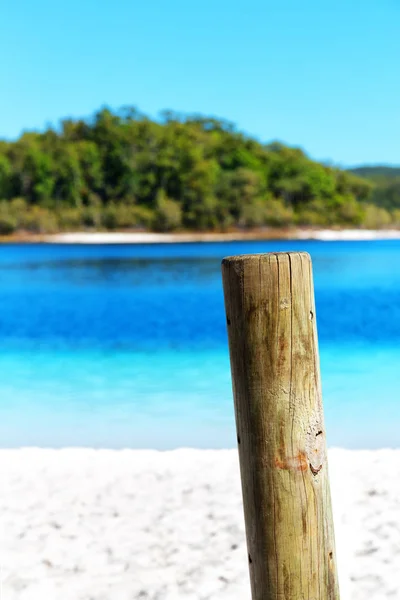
top-left (0, 241), bottom-right (399, 449)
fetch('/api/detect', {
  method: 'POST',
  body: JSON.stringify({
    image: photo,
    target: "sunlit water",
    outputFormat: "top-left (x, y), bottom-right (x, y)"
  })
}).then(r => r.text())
top-left (0, 241), bottom-right (399, 448)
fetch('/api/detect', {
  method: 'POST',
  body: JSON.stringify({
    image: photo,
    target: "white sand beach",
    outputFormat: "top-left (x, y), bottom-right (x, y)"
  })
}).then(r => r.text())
top-left (40, 229), bottom-right (400, 244)
top-left (2, 448), bottom-right (399, 600)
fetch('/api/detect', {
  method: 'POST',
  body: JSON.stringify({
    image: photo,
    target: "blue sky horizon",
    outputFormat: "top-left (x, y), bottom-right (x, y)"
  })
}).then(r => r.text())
top-left (1, 0), bottom-right (399, 167)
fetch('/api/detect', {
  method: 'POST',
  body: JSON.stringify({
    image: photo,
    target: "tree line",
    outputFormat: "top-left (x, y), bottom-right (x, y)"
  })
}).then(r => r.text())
top-left (0, 106), bottom-right (396, 234)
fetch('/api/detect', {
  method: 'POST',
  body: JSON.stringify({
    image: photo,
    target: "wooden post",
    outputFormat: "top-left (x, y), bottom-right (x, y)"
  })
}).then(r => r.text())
top-left (222, 252), bottom-right (339, 600)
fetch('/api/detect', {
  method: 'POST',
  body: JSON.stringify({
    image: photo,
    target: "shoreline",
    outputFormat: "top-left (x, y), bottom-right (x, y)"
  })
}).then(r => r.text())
top-left (2, 228), bottom-right (400, 244)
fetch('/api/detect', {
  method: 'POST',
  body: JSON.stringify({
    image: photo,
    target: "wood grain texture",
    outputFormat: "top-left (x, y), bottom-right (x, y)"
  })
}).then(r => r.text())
top-left (222, 252), bottom-right (339, 600)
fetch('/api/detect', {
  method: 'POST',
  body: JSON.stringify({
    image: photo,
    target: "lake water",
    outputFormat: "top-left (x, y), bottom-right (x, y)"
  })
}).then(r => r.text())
top-left (0, 240), bottom-right (399, 449)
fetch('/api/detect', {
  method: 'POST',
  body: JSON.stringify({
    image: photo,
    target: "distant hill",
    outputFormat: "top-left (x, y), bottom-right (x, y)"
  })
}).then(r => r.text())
top-left (348, 166), bottom-right (400, 212)
top-left (349, 166), bottom-right (400, 183)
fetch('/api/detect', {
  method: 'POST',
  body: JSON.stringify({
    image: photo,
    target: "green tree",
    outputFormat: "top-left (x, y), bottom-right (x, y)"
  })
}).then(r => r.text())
top-left (154, 189), bottom-right (182, 231)
top-left (0, 154), bottom-right (11, 198)
top-left (21, 147), bottom-right (55, 205)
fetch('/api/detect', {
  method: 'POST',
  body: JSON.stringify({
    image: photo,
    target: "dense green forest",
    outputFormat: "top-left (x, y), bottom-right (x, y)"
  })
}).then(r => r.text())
top-left (0, 106), bottom-right (397, 234)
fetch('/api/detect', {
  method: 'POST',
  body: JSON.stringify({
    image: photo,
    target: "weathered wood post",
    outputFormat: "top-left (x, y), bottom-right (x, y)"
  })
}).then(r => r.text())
top-left (222, 252), bottom-right (339, 600)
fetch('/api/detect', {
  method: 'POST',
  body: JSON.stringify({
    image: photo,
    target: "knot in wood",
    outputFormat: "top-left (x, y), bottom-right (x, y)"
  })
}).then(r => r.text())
top-left (279, 297), bottom-right (290, 310)
top-left (306, 415), bottom-right (326, 477)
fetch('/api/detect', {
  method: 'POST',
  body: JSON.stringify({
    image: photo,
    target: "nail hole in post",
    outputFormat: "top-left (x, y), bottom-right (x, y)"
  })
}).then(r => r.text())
top-left (309, 311), bottom-right (314, 320)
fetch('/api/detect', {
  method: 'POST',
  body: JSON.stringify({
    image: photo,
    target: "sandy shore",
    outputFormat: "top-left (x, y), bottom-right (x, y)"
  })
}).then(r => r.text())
top-left (2, 448), bottom-right (399, 600)
top-left (3, 229), bottom-right (400, 244)
top-left (43, 229), bottom-right (400, 243)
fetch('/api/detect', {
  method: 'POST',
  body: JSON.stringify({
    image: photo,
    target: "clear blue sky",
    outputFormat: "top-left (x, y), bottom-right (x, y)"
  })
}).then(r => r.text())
top-left (1, 0), bottom-right (399, 166)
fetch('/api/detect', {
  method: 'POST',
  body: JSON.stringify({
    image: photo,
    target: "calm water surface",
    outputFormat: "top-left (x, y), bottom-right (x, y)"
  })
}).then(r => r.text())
top-left (0, 240), bottom-right (399, 448)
